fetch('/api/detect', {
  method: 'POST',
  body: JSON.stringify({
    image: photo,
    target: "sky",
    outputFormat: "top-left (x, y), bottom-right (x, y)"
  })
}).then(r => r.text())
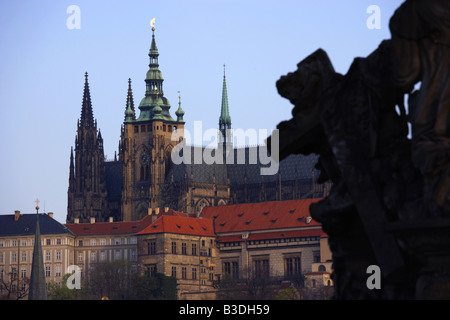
top-left (0, 0), bottom-right (404, 223)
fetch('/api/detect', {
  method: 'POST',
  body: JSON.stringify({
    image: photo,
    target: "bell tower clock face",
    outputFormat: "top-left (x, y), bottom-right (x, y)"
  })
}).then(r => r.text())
top-left (140, 151), bottom-right (149, 166)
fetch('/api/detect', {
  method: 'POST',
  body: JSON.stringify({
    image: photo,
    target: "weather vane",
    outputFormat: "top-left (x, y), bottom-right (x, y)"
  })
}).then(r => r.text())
top-left (35, 198), bottom-right (40, 212)
top-left (150, 17), bottom-right (155, 31)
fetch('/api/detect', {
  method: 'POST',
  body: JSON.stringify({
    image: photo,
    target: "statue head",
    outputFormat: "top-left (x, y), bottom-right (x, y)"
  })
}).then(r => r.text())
top-left (268, 49), bottom-right (340, 161)
top-left (276, 48), bottom-right (337, 111)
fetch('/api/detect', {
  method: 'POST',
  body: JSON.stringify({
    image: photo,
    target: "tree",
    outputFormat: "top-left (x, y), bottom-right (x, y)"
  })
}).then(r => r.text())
top-left (216, 273), bottom-right (239, 300)
top-left (0, 270), bottom-right (29, 300)
top-left (47, 274), bottom-right (85, 300)
top-left (86, 260), bottom-right (136, 300)
top-left (131, 272), bottom-right (177, 300)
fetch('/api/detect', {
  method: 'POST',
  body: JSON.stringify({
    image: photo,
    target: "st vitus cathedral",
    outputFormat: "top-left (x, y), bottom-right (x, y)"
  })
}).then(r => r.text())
top-left (67, 28), bottom-right (330, 223)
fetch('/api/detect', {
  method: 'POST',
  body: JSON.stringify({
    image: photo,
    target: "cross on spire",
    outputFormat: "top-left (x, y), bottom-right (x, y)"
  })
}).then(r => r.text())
top-left (35, 198), bottom-right (40, 212)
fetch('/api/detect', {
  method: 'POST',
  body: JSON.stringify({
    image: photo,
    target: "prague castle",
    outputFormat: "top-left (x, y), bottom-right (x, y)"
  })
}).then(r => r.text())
top-left (67, 28), bottom-right (330, 224)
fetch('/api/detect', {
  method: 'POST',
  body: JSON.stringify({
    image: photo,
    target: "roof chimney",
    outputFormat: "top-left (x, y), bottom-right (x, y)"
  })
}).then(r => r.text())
top-left (164, 207), bottom-right (169, 213)
top-left (148, 208), bottom-right (153, 215)
top-left (90, 217), bottom-right (95, 224)
top-left (48, 212), bottom-right (54, 219)
top-left (155, 208), bottom-right (160, 215)
top-left (74, 218), bottom-right (79, 224)
top-left (14, 210), bottom-right (20, 221)
top-left (109, 217), bottom-right (113, 223)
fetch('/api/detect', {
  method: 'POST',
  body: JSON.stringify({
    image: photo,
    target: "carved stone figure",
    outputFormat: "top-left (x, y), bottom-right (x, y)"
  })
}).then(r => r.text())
top-left (389, 0), bottom-right (450, 217)
top-left (268, 0), bottom-right (449, 299)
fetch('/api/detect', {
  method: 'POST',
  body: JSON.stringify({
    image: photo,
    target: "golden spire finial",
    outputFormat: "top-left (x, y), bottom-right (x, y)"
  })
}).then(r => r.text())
top-left (150, 18), bottom-right (155, 32)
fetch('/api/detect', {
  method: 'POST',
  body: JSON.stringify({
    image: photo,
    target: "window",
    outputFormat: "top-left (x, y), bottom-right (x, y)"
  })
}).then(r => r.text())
top-left (172, 266), bottom-right (177, 278)
top-left (313, 250), bottom-right (321, 263)
top-left (115, 238), bottom-right (121, 245)
top-left (182, 243), bottom-right (187, 255)
top-left (90, 252), bottom-right (96, 261)
top-left (318, 264), bottom-right (326, 272)
top-left (131, 249), bottom-right (137, 260)
top-left (46, 239), bottom-right (51, 246)
top-left (100, 251), bottom-right (106, 261)
top-left (12, 240), bottom-right (17, 247)
top-left (223, 261), bottom-right (239, 279)
top-left (21, 240), bottom-right (27, 246)
top-left (91, 239), bottom-right (96, 246)
top-left (11, 253), bottom-right (17, 263)
top-left (55, 265), bottom-right (61, 277)
top-left (192, 268), bottom-right (197, 280)
top-left (148, 241), bottom-right (156, 255)
top-left (285, 256), bottom-right (301, 276)
top-left (57, 238), bottom-right (62, 245)
top-left (46, 251), bottom-right (51, 261)
top-left (21, 267), bottom-right (27, 279)
top-left (21, 252), bottom-right (26, 262)
top-left (171, 241), bottom-right (177, 254)
top-left (78, 240), bottom-right (83, 247)
top-left (182, 267), bottom-right (187, 279)
top-left (0, 253), bottom-right (3, 263)
top-left (148, 265), bottom-right (157, 277)
top-left (45, 266), bottom-right (51, 278)
top-left (253, 259), bottom-right (269, 277)
top-left (134, 126), bottom-right (139, 133)
top-left (56, 251), bottom-right (61, 260)
top-left (115, 250), bottom-right (120, 260)
top-left (100, 239), bottom-right (106, 246)
top-left (78, 252), bottom-right (83, 262)
top-left (192, 244), bottom-right (197, 256)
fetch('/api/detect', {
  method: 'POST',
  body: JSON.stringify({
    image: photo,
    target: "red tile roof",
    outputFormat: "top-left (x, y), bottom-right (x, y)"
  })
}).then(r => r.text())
top-left (136, 215), bottom-right (215, 237)
top-left (65, 209), bottom-right (188, 236)
top-left (65, 215), bottom-right (154, 236)
top-left (200, 198), bottom-right (323, 234)
top-left (217, 228), bottom-right (325, 243)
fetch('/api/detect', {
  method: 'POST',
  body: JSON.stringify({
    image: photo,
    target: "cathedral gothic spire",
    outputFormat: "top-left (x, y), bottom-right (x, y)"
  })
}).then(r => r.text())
top-left (80, 72), bottom-right (94, 128)
top-left (119, 26), bottom-right (187, 221)
top-left (219, 65), bottom-right (233, 157)
top-left (67, 73), bottom-right (109, 224)
top-left (124, 78), bottom-right (136, 121)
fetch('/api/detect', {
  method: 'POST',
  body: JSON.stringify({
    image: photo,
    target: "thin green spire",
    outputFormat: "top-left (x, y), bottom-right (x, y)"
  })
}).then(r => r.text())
top-left (28, 201), bottom-right (47, 300)
top-left (219, 64), bottom-right (231, 126)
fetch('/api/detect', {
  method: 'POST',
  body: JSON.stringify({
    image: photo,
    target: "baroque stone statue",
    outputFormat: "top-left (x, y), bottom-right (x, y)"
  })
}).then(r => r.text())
top-left (267, 0), bottom-right (450, 299)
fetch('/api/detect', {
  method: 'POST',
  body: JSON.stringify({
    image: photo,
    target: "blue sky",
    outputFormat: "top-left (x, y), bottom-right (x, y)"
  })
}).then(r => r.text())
top-left (0, 0), bottom-right (404, 223)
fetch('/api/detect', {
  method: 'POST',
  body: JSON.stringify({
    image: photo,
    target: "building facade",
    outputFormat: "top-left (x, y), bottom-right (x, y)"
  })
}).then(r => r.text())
top-left (136, 214), bottom-right (218, 299)
top-left (0, 212), bottom-right (75, 299)
top-left (1, 198), bottom-right (332, 299)
top-left (64, 215), bottom-right (155, 282)
top-left (66, 28), bottom-right (331, 224)
top-left (200, 198), bottom-right (333, 297)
